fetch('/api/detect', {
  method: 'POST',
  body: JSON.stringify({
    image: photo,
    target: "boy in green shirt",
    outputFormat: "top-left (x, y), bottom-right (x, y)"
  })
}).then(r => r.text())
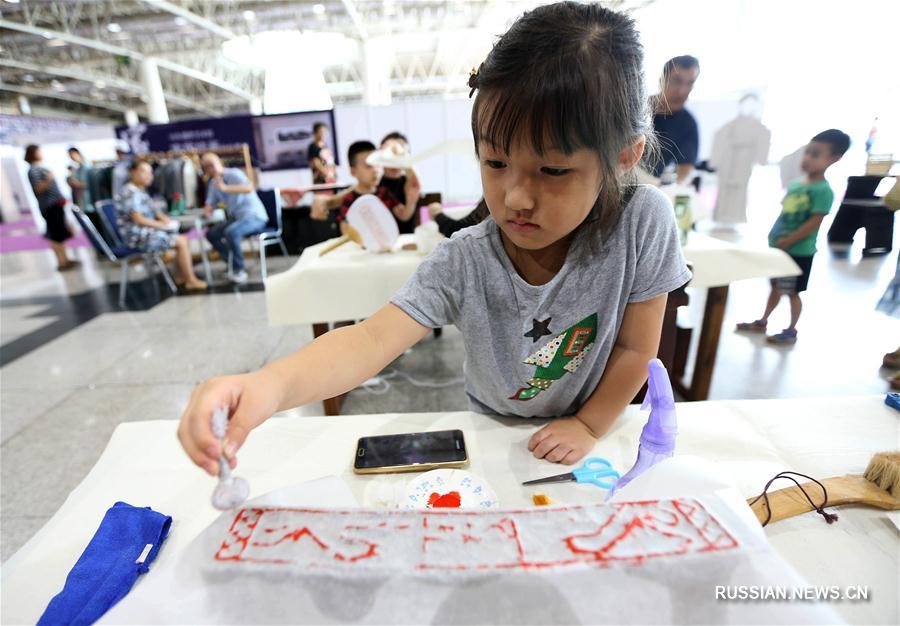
top-left (736, 129), bottom-right (850, 344)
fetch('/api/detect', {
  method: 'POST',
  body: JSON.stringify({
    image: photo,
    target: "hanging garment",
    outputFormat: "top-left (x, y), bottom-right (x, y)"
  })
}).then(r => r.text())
top-left (709, 115), bottom-right (771, 224)
top-left (87, 167), bottom-right (104, 206)
top-left (162, 160), bottom-right (179, 205)
top-left (112, 159), bottom-right (130, 198)
top-left (171, 158), bottom-right (185, 206)
top-left (96, 166), bottom-right (114, 201)
top-left (779, 146), bottom-right (806, 189)
top-left (150, 161), bottom-right (165, 199)
top-left (182, 157), bottom-right (198, 208)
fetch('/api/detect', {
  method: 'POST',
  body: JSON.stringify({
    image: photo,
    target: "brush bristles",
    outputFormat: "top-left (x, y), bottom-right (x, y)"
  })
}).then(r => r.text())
top-left (864, 451), bottom-right (900, 497)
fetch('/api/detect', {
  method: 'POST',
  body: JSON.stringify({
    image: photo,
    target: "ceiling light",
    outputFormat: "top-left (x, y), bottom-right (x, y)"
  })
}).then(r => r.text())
top-left (313, 4), bottom-right (326, 15)
top-left (93, 80), bottom-right (106, 89)
top-left (107, 22), bottom-right (122, 33)
top-left (243, 10), bottom-right (255, 21)
top-left (23, 73), bottom-right (34, 82)
top-left (3, 0), bottom-right (22, 5)
top-left (174, 16), bottom-right (187, 26)
top-left (46, 38), bottom-right (68, 47)
top-left (51, 80), bottom-right (66, 91)
top-left (42, 31), bottom-right (54, 39)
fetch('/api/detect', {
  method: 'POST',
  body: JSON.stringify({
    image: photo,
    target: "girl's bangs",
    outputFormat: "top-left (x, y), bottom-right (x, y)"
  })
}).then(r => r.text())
top-left (473, 82), bottom-right (593, 157)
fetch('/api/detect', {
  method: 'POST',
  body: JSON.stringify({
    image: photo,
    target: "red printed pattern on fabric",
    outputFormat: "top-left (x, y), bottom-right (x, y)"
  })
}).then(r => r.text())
top-left (213, 499), bottom-right (739, 572)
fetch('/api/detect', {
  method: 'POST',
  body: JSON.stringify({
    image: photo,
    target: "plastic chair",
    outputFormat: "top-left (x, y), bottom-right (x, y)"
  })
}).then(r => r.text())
top-left (96, 200), bottom-right (126, 246)
top-left (256, 188), bottom-right (289, 280)
top-left (225, 189), bottom-right (290, 281)
top-left (72, 205), bottom-right (176, 307)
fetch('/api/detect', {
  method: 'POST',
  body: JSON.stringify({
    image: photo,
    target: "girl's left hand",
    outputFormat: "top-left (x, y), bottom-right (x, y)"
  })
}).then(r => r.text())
top-left (528, 416), bottom-right (598, 465)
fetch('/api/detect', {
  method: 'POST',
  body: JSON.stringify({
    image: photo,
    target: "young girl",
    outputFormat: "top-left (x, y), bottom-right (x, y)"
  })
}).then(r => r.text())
top-left (179, 1), bottom-right (690, 475)
top-left (116, 159), bottom-right (207, 291)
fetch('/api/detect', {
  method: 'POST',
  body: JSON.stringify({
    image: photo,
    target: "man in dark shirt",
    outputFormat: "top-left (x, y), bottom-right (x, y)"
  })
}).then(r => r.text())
top-left (307, 122), bottom-right (336, 184)
top-left (651, 55), bottom-right (700, 184)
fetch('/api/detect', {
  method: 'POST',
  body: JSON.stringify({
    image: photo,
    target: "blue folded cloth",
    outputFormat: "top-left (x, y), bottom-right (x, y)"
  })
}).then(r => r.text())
top-left (38, 502), bottom-right (172, 626)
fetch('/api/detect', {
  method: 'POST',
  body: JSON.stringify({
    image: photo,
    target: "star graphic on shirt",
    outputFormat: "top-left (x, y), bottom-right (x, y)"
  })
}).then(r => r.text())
top-left (524, 317), bottom-right (552, 343)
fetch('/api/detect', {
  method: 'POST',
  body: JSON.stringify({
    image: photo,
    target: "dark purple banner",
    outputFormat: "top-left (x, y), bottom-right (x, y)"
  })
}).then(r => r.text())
top-left (115, 110), bottom-right (337, 172)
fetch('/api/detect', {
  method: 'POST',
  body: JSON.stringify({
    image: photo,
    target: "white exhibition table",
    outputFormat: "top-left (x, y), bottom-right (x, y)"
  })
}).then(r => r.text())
top-left (265, 229), bottom-right (798, 326)
top-left (2, 396), bottom-right (897, 625)
top-left (263, 227), bottom-right (799, 404)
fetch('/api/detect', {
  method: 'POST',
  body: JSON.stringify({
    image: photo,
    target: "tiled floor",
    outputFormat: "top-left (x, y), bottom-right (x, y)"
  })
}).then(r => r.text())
top-left (1, 173), bottom-right (898, 561)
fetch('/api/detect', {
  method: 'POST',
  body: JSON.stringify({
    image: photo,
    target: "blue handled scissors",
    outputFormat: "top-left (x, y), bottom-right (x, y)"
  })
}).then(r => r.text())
top-left (522, 456), bottom-right (620, 489)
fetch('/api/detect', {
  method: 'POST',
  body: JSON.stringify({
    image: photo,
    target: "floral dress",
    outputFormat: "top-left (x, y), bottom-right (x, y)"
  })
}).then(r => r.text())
top-left (115, 182), bottom-right (177, 252)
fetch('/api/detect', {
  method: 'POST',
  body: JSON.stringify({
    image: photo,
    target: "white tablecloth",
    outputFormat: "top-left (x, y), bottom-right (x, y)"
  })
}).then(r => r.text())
top-left (266, 234), bottom-right (423, 325)
top-left (266, 229), bottom-right (799, 326)
top-left (683, 232), bottom-right (800, 290)
top-left (2, 396), bottom-right (897, 624)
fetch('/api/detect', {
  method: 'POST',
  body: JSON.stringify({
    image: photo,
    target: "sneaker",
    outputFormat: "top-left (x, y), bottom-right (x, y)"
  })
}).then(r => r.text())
top-left (766, 328), bottom-right (797, 345)
top-left (228, 269), bottom-right (248, 284)
top-left (736, 319), bottom-right (767, 333)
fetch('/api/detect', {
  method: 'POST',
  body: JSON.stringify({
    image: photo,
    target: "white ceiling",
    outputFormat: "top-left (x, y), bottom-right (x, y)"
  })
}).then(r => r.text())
top-left (0, 0), bottom-right (654, 123)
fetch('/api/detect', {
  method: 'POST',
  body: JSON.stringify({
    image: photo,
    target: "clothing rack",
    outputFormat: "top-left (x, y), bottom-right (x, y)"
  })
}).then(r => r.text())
top-left (136, 143), bottom-right (254, 183)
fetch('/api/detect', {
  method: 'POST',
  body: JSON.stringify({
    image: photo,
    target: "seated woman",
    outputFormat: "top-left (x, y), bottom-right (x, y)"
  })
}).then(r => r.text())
top-left (115, 158), bottom-right (207, 291)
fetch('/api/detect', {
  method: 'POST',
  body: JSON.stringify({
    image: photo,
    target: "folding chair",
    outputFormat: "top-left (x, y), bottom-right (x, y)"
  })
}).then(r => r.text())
top-left (224, 189), bottom-right (290, 281)
top-left (72, 205), bottom-right (176, 307)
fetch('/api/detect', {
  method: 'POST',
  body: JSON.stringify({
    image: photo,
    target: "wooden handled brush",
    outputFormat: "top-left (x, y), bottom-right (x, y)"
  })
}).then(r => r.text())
top-left (748, 451), bottom-right (900, 525)
top-left (319, 224), bottom-right (362, 257)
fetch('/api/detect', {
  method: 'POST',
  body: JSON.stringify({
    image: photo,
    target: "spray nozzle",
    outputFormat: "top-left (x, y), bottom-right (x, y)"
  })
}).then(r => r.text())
top-left (638, 359), bottom-right (677, 449)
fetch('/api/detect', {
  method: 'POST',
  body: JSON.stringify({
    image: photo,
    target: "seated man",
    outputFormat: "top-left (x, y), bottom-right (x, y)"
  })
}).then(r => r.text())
top-left (201, 153), bottom-right (269, 284)
top-left (310, 141), bottom-right (408, 225)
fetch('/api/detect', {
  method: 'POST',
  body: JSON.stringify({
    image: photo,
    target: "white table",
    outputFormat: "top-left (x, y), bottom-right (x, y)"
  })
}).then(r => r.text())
top-left (265, 228), bottom-right (799, 404)
top-left (266, 234), bottom-right (422, 326)
top-left (673, 232), bottom-right (800, 400)
top-left (2, 396), bottom-right (897, 625)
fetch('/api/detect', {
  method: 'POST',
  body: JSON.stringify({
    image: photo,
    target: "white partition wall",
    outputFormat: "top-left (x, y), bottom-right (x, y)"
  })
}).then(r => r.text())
top-left (333, 96), bottom-right (481, 203)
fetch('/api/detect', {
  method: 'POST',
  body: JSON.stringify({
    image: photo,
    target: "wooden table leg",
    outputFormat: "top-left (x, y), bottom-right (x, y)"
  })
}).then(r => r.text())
top-left (632, 285), bottom-right (689, 404)
top-left (312, 322), bottom-right (350, 416)
top-left (674, 285), bottom-right (729, 401)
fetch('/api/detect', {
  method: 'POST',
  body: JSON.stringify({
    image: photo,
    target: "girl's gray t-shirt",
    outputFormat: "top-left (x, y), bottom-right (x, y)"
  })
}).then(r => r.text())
top-left (391, 184), bottom-right (691, 419)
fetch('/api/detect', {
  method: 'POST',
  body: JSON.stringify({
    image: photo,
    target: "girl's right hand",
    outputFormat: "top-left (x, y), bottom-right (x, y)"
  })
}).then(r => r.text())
top-left (177, 372), bottom-right (282, 476)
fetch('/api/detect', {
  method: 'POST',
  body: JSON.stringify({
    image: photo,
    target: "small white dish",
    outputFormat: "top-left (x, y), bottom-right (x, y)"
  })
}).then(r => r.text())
top-left (402, 469), bottom-right (499, 510)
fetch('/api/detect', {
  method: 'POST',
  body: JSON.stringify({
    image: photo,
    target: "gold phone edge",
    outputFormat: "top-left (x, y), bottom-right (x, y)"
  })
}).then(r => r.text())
top-left (352, 457), bottom-right (469, 475)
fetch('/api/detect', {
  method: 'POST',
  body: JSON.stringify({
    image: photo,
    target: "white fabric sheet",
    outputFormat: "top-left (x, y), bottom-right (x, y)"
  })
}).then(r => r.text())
top-left (100, 490), bottom-right (839, 624)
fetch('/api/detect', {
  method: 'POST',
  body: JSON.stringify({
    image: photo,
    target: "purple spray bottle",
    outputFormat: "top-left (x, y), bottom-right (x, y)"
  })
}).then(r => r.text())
top-left (606, 358), bottom-right (677, 500)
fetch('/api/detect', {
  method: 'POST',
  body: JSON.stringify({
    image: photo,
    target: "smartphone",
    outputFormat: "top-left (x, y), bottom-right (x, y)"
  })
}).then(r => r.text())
top-left (353, 429), bottom-right (468, 474)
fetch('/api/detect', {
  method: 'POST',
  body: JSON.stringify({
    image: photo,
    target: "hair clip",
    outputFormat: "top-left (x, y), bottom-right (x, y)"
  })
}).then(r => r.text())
top-left (468, 65), bottom-right (480, 98)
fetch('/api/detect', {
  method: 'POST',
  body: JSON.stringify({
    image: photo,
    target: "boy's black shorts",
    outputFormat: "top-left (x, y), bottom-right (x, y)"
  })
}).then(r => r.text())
top-left (772, 255), bottom-right (814, 293)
